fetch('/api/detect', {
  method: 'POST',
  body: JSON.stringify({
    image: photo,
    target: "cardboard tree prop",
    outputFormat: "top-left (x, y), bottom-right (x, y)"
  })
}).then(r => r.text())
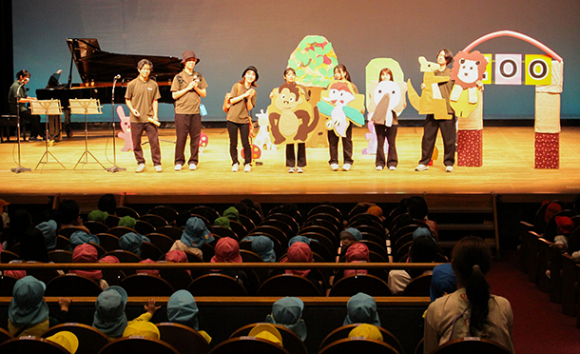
top-left (407, 57), bottom-right (452, 120)
top-left (267, 83), bottom-right (319, 145)
top-left (363, 58), bottom-right (407, 155)
top-left (287, 35), bottom-right (339, 147)
top-left (316, 80), bottom-right (365, 138)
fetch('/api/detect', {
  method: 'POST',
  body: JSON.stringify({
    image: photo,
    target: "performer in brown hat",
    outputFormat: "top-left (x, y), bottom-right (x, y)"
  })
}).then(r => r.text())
top-left (171, 50), bottom-right (208, 171)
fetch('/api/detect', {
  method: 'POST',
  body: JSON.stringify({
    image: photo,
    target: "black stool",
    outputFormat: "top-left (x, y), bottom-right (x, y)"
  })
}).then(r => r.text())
top-left (0, 114), bottom-right (27, 143)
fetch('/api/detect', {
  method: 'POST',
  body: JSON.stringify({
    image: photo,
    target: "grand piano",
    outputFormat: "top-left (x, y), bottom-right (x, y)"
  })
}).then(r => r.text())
top-left (37, 38), bottom-right (182, 107)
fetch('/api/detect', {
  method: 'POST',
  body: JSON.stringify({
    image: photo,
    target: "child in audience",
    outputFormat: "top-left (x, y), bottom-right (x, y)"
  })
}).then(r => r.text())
top-left (87, 210), bottom-right (108, 223)
top-left (45, 331), bottom-right (79, 354)
top-left (339, 227), bottom-right (363, 256)
top-left (210, 237), bottom-right (247, 287)
top-left (92, 286), bottom-right (160, 340)
top-left (430, 263), bottom-right (457, 302)
top-left (251, 235), bottom-right (276, 262)
top-left (344, 242), bottom-right (369, 277)
top-left (118, 216), bottom-right (137, 229)
top-left (343, 292), bottom-right (381, 326)
top-left (165, 249), bottom-right (191, 275)
top-left (388, 235), bottom-right (437, 295)
top-left (424, 236), bottom-right (514, 354)
top-left (170, 216), bottom-right (214, 258)
top-left (348, 323), bottom-right (383, 341)
top-left (119, 232), bottom-right (151, 257)
top-left (249, 323), bottom-right (284, 347)
top-left (265, 297), bottom-right (307, 341)
top-left (69, 243), bottom-right (109, 290)
top-left (167, 290), bottom-right (212, 343)
top-left (8, 276), bottom-right (72, 336)
top-left (37, 220), bottom-right (58, 250)
top-left (283, 241), bottom-right (323, 290)
top-left (553, 216), bottom-right (575, 252)
top-left (122, 321), bottom-right (160, 339)
top-left (69, 230), bottom-right (100, 250)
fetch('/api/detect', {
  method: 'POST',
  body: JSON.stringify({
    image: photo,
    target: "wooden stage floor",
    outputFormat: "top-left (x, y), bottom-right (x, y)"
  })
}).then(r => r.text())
top-left (1, 126), bottom-right (579, 204)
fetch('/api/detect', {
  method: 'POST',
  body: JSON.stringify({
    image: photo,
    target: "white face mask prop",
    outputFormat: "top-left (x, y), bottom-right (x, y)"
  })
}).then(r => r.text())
top-left (373, 81), bottom-right (401, 127)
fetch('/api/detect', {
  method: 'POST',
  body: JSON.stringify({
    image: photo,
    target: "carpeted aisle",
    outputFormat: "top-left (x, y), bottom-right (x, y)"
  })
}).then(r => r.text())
top-left (486, 251), bottom-right (580, 353)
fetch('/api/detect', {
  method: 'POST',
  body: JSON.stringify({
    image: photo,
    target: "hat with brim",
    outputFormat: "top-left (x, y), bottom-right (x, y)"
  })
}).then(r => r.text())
top-left (46, 331), bottom-right (79, 354)
top-left (249, 323), bottom-right (283, 347)
top-left (182, 50), bottom-right (200, 64)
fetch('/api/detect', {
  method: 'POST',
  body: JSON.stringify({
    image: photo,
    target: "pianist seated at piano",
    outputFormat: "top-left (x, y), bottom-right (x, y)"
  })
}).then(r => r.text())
top-left (7, 70), bottom-right (43, 141)
top-left (125, 59), bottom-right (162, 173)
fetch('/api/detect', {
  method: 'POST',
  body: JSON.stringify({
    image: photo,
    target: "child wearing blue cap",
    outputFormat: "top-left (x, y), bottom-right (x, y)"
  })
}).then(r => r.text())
top-left (265, 297), bottom-right (307, 341)
top-left (167, 290), bottom-right (212, 343)
top-left (8, 276), bottom-right (72, 336)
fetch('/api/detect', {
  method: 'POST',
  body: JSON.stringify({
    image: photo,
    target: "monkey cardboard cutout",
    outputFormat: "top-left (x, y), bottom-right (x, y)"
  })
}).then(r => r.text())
top-left (268, 83), bottom-right (319, 144)
top-left (316, 79), bottom-right (365, 138)
top-left (449, 51), bottom-right (488, 118)
top-left (407, 56), bottom-right (452, 120)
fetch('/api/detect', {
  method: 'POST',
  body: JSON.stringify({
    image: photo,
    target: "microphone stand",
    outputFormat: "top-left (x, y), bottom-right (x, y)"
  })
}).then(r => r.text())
top-left (11, 82), bottom-right (31, 173)
top-left (106, 75), bottom-right (126, 173)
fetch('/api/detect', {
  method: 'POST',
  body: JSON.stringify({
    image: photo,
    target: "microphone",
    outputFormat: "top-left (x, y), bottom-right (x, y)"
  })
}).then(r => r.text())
top-left (114, 74), bottom-right (121, 79)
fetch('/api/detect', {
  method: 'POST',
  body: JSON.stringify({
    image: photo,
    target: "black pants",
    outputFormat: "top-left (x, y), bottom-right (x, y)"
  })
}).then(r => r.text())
top-left (174, 113), bottom-right (202, 165)
top-left (227, 121), bottom-right (251, 165)
top-left (419, 114), bottom-right (457, 167)
top-left (20, 109), bottom-right (42, 138)
top-left (328, 124), bottom-right (353, 165)
top-left (375, 124), bottom-right (398, 168)
top-left (286, 143), bottom-right (306, 168)
top-left (131, 122), bottom-right (161, 166)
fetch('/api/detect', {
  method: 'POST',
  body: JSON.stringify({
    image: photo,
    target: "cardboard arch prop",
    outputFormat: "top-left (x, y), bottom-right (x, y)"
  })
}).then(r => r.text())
top-left (459, 30), bottom-right (564, 169)
top-left (363, 58), bottom-right (407, 155)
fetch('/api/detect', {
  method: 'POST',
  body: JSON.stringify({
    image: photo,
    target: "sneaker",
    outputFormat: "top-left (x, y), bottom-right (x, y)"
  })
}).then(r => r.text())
top-left (231, 163), bottom-right (239, 172)
top-left (415, 164), bottom-right (429, 171)
top-left (446, 165), bottom-right (454, 173)
top-left (244, 164), bottom-right (252, 172)
top-left (389, 166), bottom-right (397, 171)
top-left (189, 163), bottom-right (197, 171)
top-left (342, 163), bottom-right (351, 171)
top-left (155, 165), bottom-right (163, 172)
top-left (288, 167), bottom-right (295, 173)
top-left (297, 167), bottom-right (304, 173)
top-left (376, 166), bottom-right (383, 171)
top-left (174, 164), bottom-right (182, 171)
top-left (135, 163), bottom-right (146, 173)
top-left (330, 163), bottom-right (339, 171)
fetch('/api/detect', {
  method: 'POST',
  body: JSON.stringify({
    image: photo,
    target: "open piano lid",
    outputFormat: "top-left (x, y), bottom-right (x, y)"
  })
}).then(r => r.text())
top-left (67, 38), bottom-right (182, 84)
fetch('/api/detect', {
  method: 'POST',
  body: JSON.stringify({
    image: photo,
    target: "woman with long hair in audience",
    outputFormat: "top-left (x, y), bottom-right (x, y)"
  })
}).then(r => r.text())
top-left (423, 236), bottom-right (514, 353)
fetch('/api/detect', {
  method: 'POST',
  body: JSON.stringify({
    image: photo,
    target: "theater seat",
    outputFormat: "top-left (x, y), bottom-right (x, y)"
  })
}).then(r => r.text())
top-left (188, 274), bottom-right (247, 296)
top-left (319, 337), bottom-right (400, 354)
top-left (156, 322), bottom-right (211, 354)
top-left (99, 337), bottom-right (179, 354)
top-left (319, 324), bottom-right (403, 354)
top-left (0, 336), bottom-right (70, 354)
top-left (429, 337), bottom-right (512, 354)
top-left (119, 273), bottom-right (174, 296)
top-left (45, 274), bottom-right (102, 296)
top-left (329, 274), bottom-right (392, 297)
top-left (231, 323), bottom-right (306, 354)
top-left (42, 323), bottom-right (109, 354)
top-left (257, 274), bottom-right (321, 297)
top-left (209, 336), bottom-right (289, 354)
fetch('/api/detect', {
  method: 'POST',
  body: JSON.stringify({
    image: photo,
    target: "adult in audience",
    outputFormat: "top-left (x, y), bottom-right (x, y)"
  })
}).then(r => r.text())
top-left (388, 235), bottom-right (438, 295)
top-left (265, 296), bottom-right (307, 341)
top-left (98, 194), bottom-right (117, 216)
top-left (59, 199), bottom-right (90, 233)
top-left (423, 236), bottom-right (514, 353)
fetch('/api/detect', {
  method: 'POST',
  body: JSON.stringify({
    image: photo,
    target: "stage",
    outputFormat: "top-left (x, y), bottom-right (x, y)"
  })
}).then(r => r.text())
top-left (1, 126), bottom-right (580, 205)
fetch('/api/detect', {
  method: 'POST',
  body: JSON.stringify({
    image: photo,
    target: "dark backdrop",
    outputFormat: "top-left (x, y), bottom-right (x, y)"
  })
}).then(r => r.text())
top-left (8, 0), bottom-right (580, 122)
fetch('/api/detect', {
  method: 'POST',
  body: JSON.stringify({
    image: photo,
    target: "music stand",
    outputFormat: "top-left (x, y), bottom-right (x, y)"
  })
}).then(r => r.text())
top-left (70, 98), bottom-right (105, 170)
top-left (30, 99), bottom-right (66, 170)
top-left (107, 76), bottom-right (126, 172)
top-left (11, 83), bottom-right (31, 174)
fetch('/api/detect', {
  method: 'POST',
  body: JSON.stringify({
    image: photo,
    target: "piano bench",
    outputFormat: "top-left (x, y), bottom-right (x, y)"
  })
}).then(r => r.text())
top-left (0, 115), bottom-right (27, 143)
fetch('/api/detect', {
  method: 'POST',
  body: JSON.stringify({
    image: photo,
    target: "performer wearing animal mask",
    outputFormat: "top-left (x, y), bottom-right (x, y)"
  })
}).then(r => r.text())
top-left (415, 49), bottom-right (456, 173)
